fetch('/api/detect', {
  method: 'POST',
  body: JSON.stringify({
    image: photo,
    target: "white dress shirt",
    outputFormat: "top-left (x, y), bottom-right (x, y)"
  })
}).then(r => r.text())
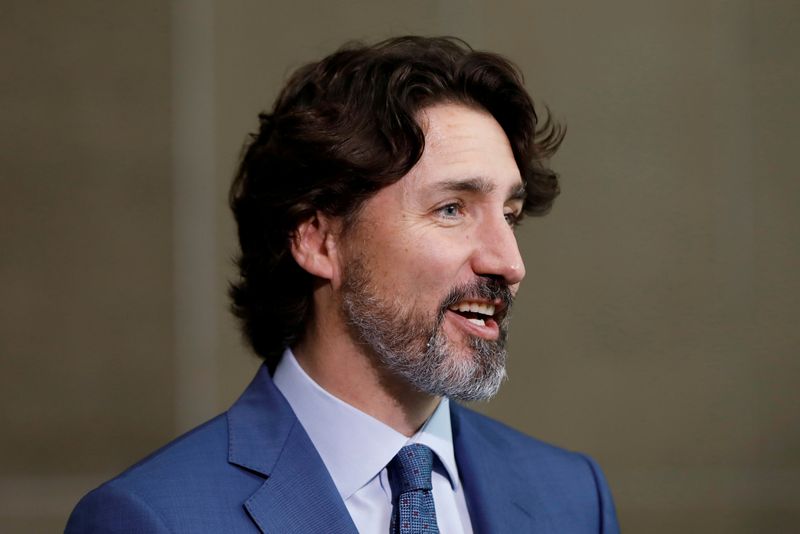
top-left (273, 348), bottom-right (474, 534)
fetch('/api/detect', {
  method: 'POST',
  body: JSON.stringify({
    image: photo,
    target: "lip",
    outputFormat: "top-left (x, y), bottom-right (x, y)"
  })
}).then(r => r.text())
top-left (444, 309), bottom-right (501, 340)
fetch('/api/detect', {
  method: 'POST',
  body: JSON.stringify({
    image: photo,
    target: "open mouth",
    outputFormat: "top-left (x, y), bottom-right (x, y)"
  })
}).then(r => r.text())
top-left (447, 300), bottom-right (501, 327)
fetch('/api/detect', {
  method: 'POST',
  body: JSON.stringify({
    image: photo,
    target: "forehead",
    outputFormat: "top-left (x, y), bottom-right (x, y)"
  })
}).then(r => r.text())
top-left (401, 103), bottom-right (522, 194)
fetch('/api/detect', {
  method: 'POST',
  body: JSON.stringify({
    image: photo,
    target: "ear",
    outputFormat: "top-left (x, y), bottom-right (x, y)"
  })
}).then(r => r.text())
top-left (290, 212), bottom-right (340, 282)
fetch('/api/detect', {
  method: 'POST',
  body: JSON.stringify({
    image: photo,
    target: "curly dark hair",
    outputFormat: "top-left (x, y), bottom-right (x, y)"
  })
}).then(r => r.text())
top-left (229, 36), bottom-right (564, 369)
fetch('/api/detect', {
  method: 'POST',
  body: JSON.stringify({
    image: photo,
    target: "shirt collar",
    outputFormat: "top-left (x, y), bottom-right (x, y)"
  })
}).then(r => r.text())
top-left (272, 348), bottom-right (460, 500)
top-left (409, 396), bottom-right (458, 491)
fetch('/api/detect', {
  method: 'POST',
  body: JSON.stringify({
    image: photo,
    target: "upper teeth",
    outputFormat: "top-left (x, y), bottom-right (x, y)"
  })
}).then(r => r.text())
top-left (449, 302), bottom-right (496, 316)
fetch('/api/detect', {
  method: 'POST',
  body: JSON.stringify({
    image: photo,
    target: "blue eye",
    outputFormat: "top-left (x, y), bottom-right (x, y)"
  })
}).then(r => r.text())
top-left (438, 203), bottom-right (462, 218)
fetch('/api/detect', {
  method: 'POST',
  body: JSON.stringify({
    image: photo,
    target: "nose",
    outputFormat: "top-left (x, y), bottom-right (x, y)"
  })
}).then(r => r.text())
top-left (470, 213), bottom-right (526, 286)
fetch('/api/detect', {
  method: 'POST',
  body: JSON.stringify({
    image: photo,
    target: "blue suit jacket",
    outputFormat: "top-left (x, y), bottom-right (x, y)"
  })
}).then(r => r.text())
top-left (66, 365), bottom-right (619, 533)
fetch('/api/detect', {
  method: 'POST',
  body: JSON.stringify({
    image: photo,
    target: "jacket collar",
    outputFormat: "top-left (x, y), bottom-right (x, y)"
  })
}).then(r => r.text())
top-left (226, 365), bottom-right (359, 534)
top-left (451, 402), bottom-right (537, 532)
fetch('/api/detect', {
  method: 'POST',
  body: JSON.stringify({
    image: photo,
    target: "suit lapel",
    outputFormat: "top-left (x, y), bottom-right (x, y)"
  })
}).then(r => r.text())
top-left (227, 367), bottom-right (544, 533)
top-left (451, 403), bottom-right (536, 533)
top-left (227, 365), bottom-right (358, 534)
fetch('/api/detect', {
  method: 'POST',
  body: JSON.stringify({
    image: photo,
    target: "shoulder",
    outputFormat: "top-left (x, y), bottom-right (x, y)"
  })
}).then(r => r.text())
top-left (66, 414), bottom-right (260, 533)
top-left (453, 402), bottom-right (608, 479)
top-left (99, 414), bottom-right (232, 495)
top-left (452, 402), bottom-right (583, 463)
top-left (451, 403), bottom-right (620, 532)
top-left (66, 479), bottom-right (171, 533)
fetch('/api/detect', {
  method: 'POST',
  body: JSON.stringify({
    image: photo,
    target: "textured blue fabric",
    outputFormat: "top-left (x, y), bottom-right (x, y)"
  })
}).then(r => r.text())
top-left (389, 444), bottom-right (439, 533)
top-left (66, 364), bottom-right (620, 533)
top-left (451, 403), bottom-right (620, 533)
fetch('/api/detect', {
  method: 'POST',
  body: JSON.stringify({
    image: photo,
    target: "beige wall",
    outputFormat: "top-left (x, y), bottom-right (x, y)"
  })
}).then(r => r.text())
top-left (1, 1), bottom-right (174, 531)
top-left (1, 1), bottom-right (798, 532)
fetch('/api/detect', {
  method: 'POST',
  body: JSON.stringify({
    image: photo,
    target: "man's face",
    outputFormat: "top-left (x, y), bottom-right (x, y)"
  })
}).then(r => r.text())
top-left (338, 103), bottom-right (526, 401)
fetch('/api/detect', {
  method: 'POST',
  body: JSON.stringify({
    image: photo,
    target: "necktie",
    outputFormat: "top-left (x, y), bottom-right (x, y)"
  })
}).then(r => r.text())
top-left (388, 444), bottom-right (440, 533)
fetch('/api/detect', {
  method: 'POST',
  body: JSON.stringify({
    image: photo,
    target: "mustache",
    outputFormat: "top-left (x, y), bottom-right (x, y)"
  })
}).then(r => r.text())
top-left (439, 278), bottom-right (514, 316)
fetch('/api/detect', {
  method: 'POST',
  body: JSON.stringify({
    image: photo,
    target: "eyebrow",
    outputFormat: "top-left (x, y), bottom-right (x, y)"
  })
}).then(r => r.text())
top-left (431, 177), bottom-right (527, 202)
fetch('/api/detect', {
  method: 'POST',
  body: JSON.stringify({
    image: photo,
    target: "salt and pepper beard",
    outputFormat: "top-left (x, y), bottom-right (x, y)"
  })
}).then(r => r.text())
top-left (341, 257), bottom-right (514, 402)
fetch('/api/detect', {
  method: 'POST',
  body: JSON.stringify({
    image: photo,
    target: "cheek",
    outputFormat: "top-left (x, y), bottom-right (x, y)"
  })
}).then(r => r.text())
top-left (391, 240), bottom-right (471, 295)
top-left (361, 213), bottom-right (473, 297)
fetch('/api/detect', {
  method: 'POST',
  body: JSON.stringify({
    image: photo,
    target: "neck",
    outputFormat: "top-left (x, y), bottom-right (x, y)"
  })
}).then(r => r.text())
top-left (291, 313), bottom-right (439, 437)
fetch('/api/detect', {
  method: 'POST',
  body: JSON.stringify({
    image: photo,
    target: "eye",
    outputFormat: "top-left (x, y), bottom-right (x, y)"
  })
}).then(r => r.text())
top-left (437, 202), bottom-right (464, 219)
top-left (504, 211), bottom-right (521, 227)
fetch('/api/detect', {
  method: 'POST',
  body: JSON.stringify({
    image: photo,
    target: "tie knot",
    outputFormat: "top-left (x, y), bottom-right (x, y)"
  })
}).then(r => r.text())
top-left (390, 444), bottom-right (434, 492)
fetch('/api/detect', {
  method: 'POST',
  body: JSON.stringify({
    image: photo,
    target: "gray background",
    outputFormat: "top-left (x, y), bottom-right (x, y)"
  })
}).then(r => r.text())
top-left (1, 0), bottom-right (798, 531)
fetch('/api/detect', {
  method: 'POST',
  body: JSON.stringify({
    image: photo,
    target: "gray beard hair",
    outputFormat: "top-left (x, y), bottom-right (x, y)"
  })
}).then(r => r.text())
top-left (341, 259), bottom-right (510, 402)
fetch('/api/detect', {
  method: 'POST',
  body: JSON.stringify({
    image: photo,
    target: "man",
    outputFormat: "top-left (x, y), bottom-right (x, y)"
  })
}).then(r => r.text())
top-left (67, 36), bottom-right (619, 533)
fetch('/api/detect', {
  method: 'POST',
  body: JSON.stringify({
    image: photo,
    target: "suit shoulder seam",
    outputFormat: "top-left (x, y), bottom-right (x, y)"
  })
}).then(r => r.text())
top-left (104, 480), bottom-right (173, 533)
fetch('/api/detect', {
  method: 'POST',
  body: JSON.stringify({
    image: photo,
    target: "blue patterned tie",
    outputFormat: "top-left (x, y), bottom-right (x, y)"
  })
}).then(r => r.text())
top-left (389, 444), bottom-right (440, 533)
